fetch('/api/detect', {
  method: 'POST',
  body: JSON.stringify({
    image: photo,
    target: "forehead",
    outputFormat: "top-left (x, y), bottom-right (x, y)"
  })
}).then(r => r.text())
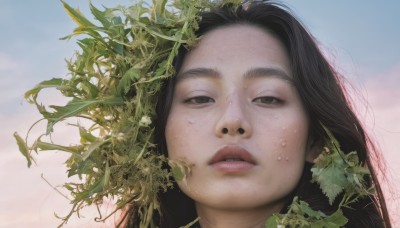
top-left (179, 24), bottom-right (290, 74)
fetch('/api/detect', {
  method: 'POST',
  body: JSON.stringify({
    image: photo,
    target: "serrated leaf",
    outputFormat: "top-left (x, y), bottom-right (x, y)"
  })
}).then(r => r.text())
top-left (24, 78), bottom-right (65, 104)
top-left (313, 164), bottom-right (346, 204)
top-left (90, 3), bottom-right (112, 28)
top-left (14, 132), bottom-right (33, 167)
top-left (45, 97), bottom-right (124, 133)
top-left (17, 0), bottom-right (240, 227)
top-left (117, 68), bottom-right (141, 94)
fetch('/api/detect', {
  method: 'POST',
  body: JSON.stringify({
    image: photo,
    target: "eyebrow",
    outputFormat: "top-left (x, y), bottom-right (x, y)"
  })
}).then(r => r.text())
top-left (176, 67), bottom-right (292, 83)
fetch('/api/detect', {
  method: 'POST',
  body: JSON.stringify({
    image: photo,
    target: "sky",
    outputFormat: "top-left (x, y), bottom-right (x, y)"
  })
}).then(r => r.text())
top-left (0, 0), bottom-right (399, 227)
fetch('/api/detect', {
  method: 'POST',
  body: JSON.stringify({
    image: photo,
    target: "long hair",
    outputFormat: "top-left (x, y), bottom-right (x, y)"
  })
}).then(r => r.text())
top-left (126, 1), bottom-right (391, 227)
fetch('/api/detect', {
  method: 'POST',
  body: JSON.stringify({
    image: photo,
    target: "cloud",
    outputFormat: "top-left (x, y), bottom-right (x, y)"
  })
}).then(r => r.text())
top-left (1, 104), bottom-right (119, 227)
top-left (358, 63), bottom-right (400, 225)
top-left (0, 52), bottom-right (19, 71)
top-left (0, 52), bottom-right (30, 110)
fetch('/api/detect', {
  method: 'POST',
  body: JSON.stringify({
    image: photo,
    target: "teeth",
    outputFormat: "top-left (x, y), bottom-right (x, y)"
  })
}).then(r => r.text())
top-left (224, 158), bottom-right (242, 162)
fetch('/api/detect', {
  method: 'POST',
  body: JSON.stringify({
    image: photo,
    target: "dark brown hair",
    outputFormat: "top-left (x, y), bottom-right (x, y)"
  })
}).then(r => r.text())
top-left (126, 1), bottom-right (391, 227)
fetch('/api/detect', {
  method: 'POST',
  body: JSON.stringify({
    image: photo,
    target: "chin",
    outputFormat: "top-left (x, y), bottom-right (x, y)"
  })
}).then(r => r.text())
top-left (194, 191), bottom-right (286, 211)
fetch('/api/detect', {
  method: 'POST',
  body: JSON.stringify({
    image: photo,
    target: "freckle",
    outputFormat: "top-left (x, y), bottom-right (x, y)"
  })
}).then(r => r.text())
top-left (285, 157), bottom-right (289, 161)
top-left (187, 120), bottom-right (194, 125)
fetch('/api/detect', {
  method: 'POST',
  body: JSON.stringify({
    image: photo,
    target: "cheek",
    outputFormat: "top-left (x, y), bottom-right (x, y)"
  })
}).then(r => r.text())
top-left (165, 117), bottom-right (187, 159)
top-left (258, 110), bottom-right (309, 165)
top-left (165, 113), bottom-right (207, 160)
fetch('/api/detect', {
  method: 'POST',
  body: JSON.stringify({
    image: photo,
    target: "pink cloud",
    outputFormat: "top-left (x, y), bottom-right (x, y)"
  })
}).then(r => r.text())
top-left (354, 63), bottom-right (400, 226)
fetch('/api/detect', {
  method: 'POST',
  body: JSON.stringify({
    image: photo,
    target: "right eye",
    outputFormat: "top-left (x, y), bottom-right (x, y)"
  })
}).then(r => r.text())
top-left (184, 96), bottom-right (215, 104)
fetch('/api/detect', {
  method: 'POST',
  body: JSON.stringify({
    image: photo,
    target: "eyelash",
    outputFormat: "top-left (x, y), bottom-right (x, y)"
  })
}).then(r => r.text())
top-left (183, 96), bottom-right (283, 106)
top-left (184, 96), bottom-right (215, 104)
top-left (252, 96), bottom-right (283, 105)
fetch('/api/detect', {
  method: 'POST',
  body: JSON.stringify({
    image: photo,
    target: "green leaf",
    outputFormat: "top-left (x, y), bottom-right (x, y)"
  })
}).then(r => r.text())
top-left (171, 166), bottom-right (185, 181)
top-left (34, 140), bottom-right (82, 153)
top-left (154, 0), bottom-right (168, 17)
top-left (324, 210), bottom-right (348, 227)
top-left (79, 80), bottom-right (100, 98)
top-left (18, 0), bottom-right (240, 226)
top-left (299, 200), bottom-right (326, 219)
top-left (321, 125), bottom-right (341, 152)
top-left (24, 78), bottom-right (65, 104)
top-left (79, 127), bottom-right (97, 143)
top-left (60, 1), bottom-right (103, 40)
top-left (73, 162), bottom-right (110, 202)
top-left (311, 210), bottom-right (348, 228)
top-left (14, 132), bottom-right (33, 167)
top-left (45, 97), bottom-right (124, 133)
top-left (168, 159), bottom-right (192, 182)
top-left (61, 0), bottom-right (96, 28)
top-left (117, 68), bottom-right (141, 94)
top-left (265, 215), bottom-right (279, 228)
top-left (82, 140), bottom-right (106, 161)
top-left (89, 3), bottom-right (112, 28)
top-left (312, 164), bottom-right (346, 205)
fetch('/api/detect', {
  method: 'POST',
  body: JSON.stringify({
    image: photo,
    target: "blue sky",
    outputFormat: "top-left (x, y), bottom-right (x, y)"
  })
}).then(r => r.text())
top-left (284, 1), bottom-right (400, 74)
top-left (1, 1), bottom-right (399, 227)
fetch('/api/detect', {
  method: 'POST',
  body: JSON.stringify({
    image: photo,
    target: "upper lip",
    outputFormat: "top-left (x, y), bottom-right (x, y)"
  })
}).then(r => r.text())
top-left (209, 145), bottom-right (256, 165)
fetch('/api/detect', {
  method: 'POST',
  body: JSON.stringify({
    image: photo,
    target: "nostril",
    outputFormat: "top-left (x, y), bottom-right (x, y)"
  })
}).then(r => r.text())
top-left (222, 128), bottom-right (228, 134)
top-left (238, 128), bottom-right (245, 134)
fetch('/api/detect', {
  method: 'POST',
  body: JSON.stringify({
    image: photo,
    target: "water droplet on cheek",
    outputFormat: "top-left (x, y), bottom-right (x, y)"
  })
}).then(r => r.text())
top-left (277, 156), bottom-right (282, 161)
top-left (280, 139), bottom-right (287, 147)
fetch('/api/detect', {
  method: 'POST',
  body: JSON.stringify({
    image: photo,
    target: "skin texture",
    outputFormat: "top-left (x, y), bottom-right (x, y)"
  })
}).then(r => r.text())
top-left (165, 25), bottom-right (315, 227)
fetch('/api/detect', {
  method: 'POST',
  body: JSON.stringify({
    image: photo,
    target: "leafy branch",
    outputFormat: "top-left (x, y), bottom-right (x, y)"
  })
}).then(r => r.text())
top-left (15, 0), bottom-right (220, 227)
top-left (265, 125), bottom-right (374, 228)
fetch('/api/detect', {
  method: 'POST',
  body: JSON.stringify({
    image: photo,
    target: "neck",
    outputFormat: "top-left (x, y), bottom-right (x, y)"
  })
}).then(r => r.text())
top-left (195, 203), bottom-right (282, 228)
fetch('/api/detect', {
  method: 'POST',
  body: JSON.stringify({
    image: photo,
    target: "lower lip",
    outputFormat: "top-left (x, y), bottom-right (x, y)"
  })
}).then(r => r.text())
top-left (211, 161), bottom-right (255, 173)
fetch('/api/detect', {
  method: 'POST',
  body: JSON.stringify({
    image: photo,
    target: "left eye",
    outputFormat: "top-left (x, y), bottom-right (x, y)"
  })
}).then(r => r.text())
top-left (252, 96), bottom-right (282, 105)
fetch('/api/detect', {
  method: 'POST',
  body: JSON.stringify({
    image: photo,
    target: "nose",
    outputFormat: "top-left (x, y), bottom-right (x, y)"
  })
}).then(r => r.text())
top-left (215, 96), bottom-right (252, 138)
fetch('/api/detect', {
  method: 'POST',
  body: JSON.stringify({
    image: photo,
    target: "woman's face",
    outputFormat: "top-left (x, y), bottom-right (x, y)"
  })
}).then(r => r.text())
top-left (165, 25), bottom-right (313, 213)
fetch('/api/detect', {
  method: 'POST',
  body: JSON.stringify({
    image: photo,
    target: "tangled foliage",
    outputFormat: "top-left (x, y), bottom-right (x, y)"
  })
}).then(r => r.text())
top-left (14, 0), bottom-right (240, 226)
top-left (15, 0), bottom-right (374, 227)
top-left (266, 126), bottom-right (374, 228)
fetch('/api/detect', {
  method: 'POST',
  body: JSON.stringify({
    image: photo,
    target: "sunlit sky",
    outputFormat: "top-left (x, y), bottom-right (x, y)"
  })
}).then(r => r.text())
top-left (1, 1), bottom-right (399, 227)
